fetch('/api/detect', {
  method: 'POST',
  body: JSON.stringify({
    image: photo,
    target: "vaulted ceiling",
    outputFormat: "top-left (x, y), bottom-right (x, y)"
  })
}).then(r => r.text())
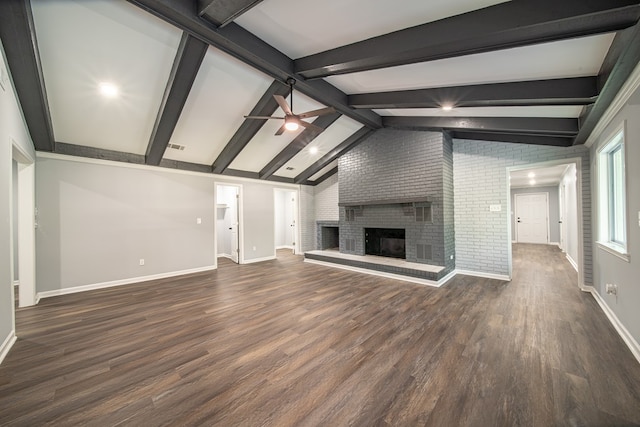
top-left (1, 0), bottom-right (639, 185)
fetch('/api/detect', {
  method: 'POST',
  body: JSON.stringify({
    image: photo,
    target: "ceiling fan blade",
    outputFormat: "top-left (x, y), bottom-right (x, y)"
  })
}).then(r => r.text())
top-left (273, 95), bottom-right (293, 116)
top-left (296, 119), bottom-right (324, 133)
top-left (274, 123), bottom-right (287, 136)
top-left (244, 115), bottom-right (284, 120)
top-left (297, 107), bottom-right (336, 119)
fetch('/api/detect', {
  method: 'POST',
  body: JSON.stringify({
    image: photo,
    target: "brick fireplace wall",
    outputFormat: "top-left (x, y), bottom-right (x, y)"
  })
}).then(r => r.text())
top-left (338, 129), bottom-right (454, 273)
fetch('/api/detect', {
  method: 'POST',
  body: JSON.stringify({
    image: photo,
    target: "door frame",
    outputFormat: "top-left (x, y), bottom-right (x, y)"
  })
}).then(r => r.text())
top-left (11, 142), bottom-right (36, 309)
top-left (273, 188), bottom-right (300, 255)
top-left (514, 192), bottom-right (549, 244)
top-left (215, 183), bottom-right (243, 264)
top-left (507, 157), bottom-right (585, 288)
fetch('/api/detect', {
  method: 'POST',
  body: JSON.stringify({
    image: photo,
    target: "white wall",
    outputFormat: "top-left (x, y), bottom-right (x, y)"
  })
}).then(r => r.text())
top-left (35, 156), bottom-right (217, 293)
top-left (590, 84), bottom-right (640, 347)
top-left (314, 173), bottom-right (339, 221)
top-left (0, 39), bottom-right (36, 360)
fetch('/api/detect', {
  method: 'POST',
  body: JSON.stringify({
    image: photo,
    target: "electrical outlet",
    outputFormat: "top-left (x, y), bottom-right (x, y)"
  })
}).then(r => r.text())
top-left (252, 246), bottom-right (257, 251)
top-left (139, 259), bottom-right (145, 266)
top-left (605, 283), bottom-right (618, 296)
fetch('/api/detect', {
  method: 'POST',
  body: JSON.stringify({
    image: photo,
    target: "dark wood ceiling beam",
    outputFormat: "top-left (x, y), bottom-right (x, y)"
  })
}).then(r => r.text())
top-left (127, 0), bottom-right (382, 129)
top-left (198, 0), bottom-right (263, 27)
top-left (383, 116), bottom-right (579, 137)
top-left (348, 77), bottom-right (598, 109)
top-left (307, 166), bottom-right (338, 186)
top-left (294, 0), bottom-right (640, 79)
top-left (449, 131), bottom-right (574, 147)
top-left (574, 22), bottom-right (640, 145)
top-left (294, 127), bottom-right (374, 184)
top-left (0, 0), bottom-right (55, 151)
top-left (146, 33), bottom-right (208, 166)
top-left (259, 112), bottom-right (342, 180)
top-left (211, 80), bottom-right (290, 174)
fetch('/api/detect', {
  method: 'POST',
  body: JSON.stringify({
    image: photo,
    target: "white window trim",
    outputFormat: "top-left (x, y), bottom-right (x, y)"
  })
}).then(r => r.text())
top-left (596, 121), bottom-right (629, 261)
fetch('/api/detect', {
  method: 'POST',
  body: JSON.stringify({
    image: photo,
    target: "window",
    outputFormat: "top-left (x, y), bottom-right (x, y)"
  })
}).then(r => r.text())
top-left (597, 125), bottom-right (627, 258)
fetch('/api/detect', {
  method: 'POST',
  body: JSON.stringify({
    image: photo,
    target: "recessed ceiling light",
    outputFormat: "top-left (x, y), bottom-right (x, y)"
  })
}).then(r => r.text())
top-left (441, 105), bottom-right (453, 111)
top-left (527, 172), bottom-right (535, 178)
top-left (98, 82), bottom-right (119, 98)
top-left (309, 146), bottom-right (318, 155)
top-left (529, 179), bottom-right (536, 185)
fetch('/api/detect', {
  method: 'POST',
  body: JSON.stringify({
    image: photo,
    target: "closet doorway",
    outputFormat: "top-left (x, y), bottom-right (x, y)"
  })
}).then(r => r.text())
top-left (274, 188), bottom-right (298, 255)
top-left (216, 184), bottom-right (241, 264)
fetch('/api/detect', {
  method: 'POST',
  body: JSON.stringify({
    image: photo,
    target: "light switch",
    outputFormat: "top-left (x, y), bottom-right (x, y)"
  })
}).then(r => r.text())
top-left (196, 217), bottom-right (202, 224)
top-left (489, 204), bottom-right (502, 212)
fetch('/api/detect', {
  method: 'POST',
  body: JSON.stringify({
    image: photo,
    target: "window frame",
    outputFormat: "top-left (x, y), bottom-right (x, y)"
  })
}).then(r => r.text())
top-left (596, 122), bottom-right (629, 261)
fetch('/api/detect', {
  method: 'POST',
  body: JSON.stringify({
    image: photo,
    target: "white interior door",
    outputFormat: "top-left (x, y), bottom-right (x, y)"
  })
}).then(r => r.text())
top-left (288, 191), bottom-right (297, 253)
top-left (559, 183), bottom-right (566, 251)
top-left (230, 191), bottom-right (239, 263)
top-left (515, 193), bottom-right (549, 244)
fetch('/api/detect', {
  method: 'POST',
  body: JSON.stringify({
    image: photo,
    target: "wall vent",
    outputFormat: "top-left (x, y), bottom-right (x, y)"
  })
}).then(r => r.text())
top-left (345, 238), bottom-right (355, 251)
top-left (167, 143), bottom-right (185, 151)
top-left (415, 204), bottom-right (432, 222)
top-left (417, 243), bottom-right (432, 260)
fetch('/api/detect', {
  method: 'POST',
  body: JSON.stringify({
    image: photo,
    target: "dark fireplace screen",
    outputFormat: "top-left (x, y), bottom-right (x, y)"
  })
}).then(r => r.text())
top-left (365, 228), bottom-right (406, 259)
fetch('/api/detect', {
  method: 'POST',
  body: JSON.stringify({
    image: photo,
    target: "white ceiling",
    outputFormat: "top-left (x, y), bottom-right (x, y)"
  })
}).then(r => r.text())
top-left (510, 165), bottom-right (570, 188)
top-left (326, 34), bottom-right (614, 94)
top-left (18, 0), bottom-right (634, 184)
top-left (235, 0), bottom-right (510, 58)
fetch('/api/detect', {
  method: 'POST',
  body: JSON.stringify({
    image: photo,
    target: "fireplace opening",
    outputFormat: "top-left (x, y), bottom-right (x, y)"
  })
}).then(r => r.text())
top-left (365, 228), bottom-right (405, 259)
top-left (321, 226), bottom-right (339, 250)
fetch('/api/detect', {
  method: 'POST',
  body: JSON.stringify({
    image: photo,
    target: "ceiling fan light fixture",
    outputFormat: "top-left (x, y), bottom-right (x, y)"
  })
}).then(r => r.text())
top-left (284, 117), bottom-right (299, 131)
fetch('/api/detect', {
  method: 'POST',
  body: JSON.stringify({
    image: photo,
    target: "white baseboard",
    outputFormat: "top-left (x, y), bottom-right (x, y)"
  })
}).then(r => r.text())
top-left (549, 241), bottom-right (560, 247)
top-left (242, 255), bottom-right (276, 264)
top-left (0, 331), bottom-right (17, 365)
top-left (454, 269), bottom-right (511, 281)
top-left (37, 265), bottom-right (217, 300)
top-left (566, 254), bottom-right (579, 272)
top-left (584, 286), bottom-right (640, 365)
top-left (276, 245), bottom-right (294, 250)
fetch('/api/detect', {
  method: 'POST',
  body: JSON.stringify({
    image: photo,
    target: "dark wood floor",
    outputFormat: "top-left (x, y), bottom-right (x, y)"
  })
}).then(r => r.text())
top-left (1, 245), bottom-right (639, 426)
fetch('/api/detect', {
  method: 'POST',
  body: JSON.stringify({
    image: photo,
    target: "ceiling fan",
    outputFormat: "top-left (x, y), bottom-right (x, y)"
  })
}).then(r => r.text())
top-left (245, 78), bottom-right (336, 136)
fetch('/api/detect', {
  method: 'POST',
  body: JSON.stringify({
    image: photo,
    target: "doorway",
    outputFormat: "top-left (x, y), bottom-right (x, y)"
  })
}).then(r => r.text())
top-left (274, 188), bottom-right (298, 255)
top-left (216, 184), bottom-right (241, 264)
top-left (11, 142), bottom-right (36, 308)
top-left (514, 193), bottom-right (549, 244)
top-left (507, 158), bottom-right (584, 287)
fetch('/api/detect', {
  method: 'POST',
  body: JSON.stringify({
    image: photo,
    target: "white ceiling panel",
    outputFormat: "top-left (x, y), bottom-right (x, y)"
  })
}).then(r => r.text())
top-left (375, 106), bottom-right (585, 118)
top-left (510, 165), bottom-right (569, 188)
top-left (163, 46), bottom-right (273, 164)
top-left (327, 34), bottom-right (615, 94)
top-left (228, 93), bottom-right (327, 172)
top-left (309, 160), bottom-right (339, 182)
top-left (31, 0), bottom-right (182, 155)
top-left (274, 117), bottom-right (364, 178)
top-left (236, 0), bottom-right (510, 58)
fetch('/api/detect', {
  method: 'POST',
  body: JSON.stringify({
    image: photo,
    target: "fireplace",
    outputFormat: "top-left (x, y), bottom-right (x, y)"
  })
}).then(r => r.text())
top-left (365, 228), bottom-right (405, 259)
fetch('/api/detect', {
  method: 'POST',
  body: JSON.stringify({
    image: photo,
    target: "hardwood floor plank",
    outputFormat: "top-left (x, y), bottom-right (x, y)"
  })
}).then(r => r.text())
top-left (1, 245), bottom-right (639, 425)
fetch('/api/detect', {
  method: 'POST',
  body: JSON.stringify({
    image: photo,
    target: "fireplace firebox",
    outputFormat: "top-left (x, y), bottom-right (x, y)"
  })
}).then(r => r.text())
top-left (365, 228), bottom-right (405, 259)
